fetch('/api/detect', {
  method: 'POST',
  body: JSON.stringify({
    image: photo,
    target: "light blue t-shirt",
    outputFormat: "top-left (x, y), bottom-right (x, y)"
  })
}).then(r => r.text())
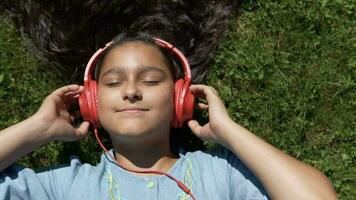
top-left (0, 146), bottom-right (269, 199)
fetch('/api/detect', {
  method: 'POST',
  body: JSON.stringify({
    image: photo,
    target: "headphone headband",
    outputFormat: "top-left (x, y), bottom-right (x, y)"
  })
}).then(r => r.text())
top-left (153, 37), bottom-right (191, 82)
top-left (84, 42), bottom-right (113, 85)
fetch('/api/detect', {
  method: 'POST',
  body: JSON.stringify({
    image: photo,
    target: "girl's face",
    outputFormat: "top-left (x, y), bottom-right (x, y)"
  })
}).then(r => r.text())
top-left (97, 41), bottom-right (174, 142)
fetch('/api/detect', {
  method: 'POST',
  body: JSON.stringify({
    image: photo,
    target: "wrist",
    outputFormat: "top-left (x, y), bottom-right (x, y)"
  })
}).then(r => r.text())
top-left (214, 117), bottom-right (238, 148)
top-left (25, 114), bottom-right (53, 145)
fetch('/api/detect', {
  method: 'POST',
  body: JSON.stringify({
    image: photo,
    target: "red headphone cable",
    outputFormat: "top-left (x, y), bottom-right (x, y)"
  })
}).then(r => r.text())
top-left (94, 128), bottom-right (197, 200)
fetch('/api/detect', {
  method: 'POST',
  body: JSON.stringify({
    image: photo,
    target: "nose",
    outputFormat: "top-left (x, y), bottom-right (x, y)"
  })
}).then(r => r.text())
top-left (122, 81), bottom-right (142, 102)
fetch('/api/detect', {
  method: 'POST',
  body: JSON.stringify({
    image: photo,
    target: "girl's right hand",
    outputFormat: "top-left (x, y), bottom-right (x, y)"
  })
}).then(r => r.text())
top-left (33, 84), bottom-right (90, 142)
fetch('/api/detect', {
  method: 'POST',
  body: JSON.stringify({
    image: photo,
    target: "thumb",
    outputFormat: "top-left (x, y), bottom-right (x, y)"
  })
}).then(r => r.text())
top-left (74, 121), bottom-right (90, 139)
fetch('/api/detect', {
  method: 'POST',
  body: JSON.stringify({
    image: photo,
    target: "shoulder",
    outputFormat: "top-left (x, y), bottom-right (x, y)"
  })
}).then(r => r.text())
top-left (181, 145), bottom-right (239, 184)
top-left (177, 145), bottom-right (242, 189)
top-left (0, 154), bottom-right (103, 185)
top-left (181, 145), bottom-right (270, 199)
top-left (36, 153), bottom-right (109, 184)
top-left (35, 155), bottom-right (96, 179)
top-left (181, 144), bottom-right (239, 167)
top-left (0, 153), bottom-right (107, 200)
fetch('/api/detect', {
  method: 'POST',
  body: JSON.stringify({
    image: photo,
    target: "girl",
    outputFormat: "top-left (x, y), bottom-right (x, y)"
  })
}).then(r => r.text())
top-left (0, 32), bottom-right (337, 199)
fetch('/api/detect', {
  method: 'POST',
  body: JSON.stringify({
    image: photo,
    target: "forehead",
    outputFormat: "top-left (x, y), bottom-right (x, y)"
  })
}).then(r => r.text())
top-left (100, 41), bottom-right (171, 75)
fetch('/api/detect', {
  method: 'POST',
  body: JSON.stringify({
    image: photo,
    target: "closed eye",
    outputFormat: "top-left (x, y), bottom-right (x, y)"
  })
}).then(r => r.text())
top-left (142, 80), bottom-right (160, 86)
top-left (106, 81), bottom-right (123, 87)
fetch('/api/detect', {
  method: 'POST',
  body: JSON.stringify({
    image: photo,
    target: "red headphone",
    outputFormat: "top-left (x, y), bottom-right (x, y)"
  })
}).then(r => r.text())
top-left (78, 37), bottom-right (195, 129)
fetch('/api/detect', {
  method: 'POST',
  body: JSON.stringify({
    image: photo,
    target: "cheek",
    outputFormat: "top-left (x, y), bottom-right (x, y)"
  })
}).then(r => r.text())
top-left (97, 87), bottom-right (118, 119)
top-left (152, 89), bottom-right (174, 112)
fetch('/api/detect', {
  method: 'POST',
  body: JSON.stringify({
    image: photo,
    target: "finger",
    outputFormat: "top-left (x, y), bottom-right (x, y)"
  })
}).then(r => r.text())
top-left (53, 84), bottom-right (82, 97)
top-left (63, 86), bottom-right (83, 107)
top-left (43, 85), bottom-right (81, 110)
top-left (62, 90), bottom-right (83, 108)
top-left (63, 86), bottom-right (84, 97)
top-left (208, 86), bottom-right (219, 95)
top-left (188, 120), bottom-right (202, 136)
top-left (189, 85), bottom-right (208, 98)
top-left (74, 121), bottom-right (90, 139)
top-left (192, 92), bottom-right (207, 100)
top-left (190, 85), bottom-right (228, 119)
top-left (189, 84), bottom-right (206, 95)
top-left (190, 84), bottom-right (216, 95)
top-left (197, 102), bottom-right (209, 110)
top-left (190, 84), bottom-right (220, 102)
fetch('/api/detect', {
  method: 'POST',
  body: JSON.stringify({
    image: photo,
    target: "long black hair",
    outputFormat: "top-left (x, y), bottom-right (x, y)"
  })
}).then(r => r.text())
top-left (0, 0), bottom-right (239, 156)
top-left (0, 0), bottom-right (239, 83)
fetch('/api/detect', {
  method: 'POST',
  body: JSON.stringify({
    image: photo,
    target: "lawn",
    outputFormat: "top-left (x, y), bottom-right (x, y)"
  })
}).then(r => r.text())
top-left (0, 1), bottom-right (355, 199)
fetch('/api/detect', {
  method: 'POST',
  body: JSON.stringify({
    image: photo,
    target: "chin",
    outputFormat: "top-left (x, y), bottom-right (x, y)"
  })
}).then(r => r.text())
top-left (113, 120), bottom-right (155, 136)
top-left (118, 126), bottom-right (147, 136)
top-left (101, 116), bottom-right (171, 137)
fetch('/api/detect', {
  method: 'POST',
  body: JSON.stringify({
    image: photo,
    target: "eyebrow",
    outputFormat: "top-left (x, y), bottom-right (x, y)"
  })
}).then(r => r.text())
top-left (100, 66), bottom-right (167, 78)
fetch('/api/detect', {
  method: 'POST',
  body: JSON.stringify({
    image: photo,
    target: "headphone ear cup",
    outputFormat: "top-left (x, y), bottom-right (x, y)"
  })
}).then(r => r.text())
top-left (89, 80), bottom-right (100, 128)
top-left (182, 84), bottom-right (194, 124)
top-left (78, 86), bottom-right (90, 123)
top-left (171, 79), bottom-right (195, 128)
top-left (79, 80), bottom-right (100, 128)
top-left (172, 79), bottom-right (184, 128)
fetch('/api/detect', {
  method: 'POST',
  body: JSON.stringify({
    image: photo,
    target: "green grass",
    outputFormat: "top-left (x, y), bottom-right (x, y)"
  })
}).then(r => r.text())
top-left (0, 17), bottom-right (67, 167)
top-left (1, 1), bottom-right (355, 199)
top-left (207, 1), bottom-right (355, 199)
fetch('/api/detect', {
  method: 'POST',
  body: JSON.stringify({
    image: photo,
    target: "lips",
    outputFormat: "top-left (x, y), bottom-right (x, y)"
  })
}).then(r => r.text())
top-left (117, 106), bottom-right (149, 112)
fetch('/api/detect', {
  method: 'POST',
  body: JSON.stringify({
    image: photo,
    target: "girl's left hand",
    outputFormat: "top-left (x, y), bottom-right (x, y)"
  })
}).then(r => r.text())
top-left (188, 84), bottom-right (233, 144)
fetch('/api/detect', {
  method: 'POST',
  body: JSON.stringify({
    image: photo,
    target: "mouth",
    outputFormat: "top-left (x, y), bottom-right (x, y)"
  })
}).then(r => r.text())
top-left (120, 109), bottom-right (147, 113)
top-left (117, 107), bottom-right (149, 113)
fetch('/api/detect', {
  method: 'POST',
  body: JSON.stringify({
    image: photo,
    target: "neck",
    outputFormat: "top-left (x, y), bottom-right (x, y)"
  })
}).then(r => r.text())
top-left (110, 132), bottom-right (179, 174)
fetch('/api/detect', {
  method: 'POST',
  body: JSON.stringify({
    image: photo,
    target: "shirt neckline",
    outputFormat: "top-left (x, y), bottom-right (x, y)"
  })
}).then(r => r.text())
top-left (103, 148), bottom-right (187, 182)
